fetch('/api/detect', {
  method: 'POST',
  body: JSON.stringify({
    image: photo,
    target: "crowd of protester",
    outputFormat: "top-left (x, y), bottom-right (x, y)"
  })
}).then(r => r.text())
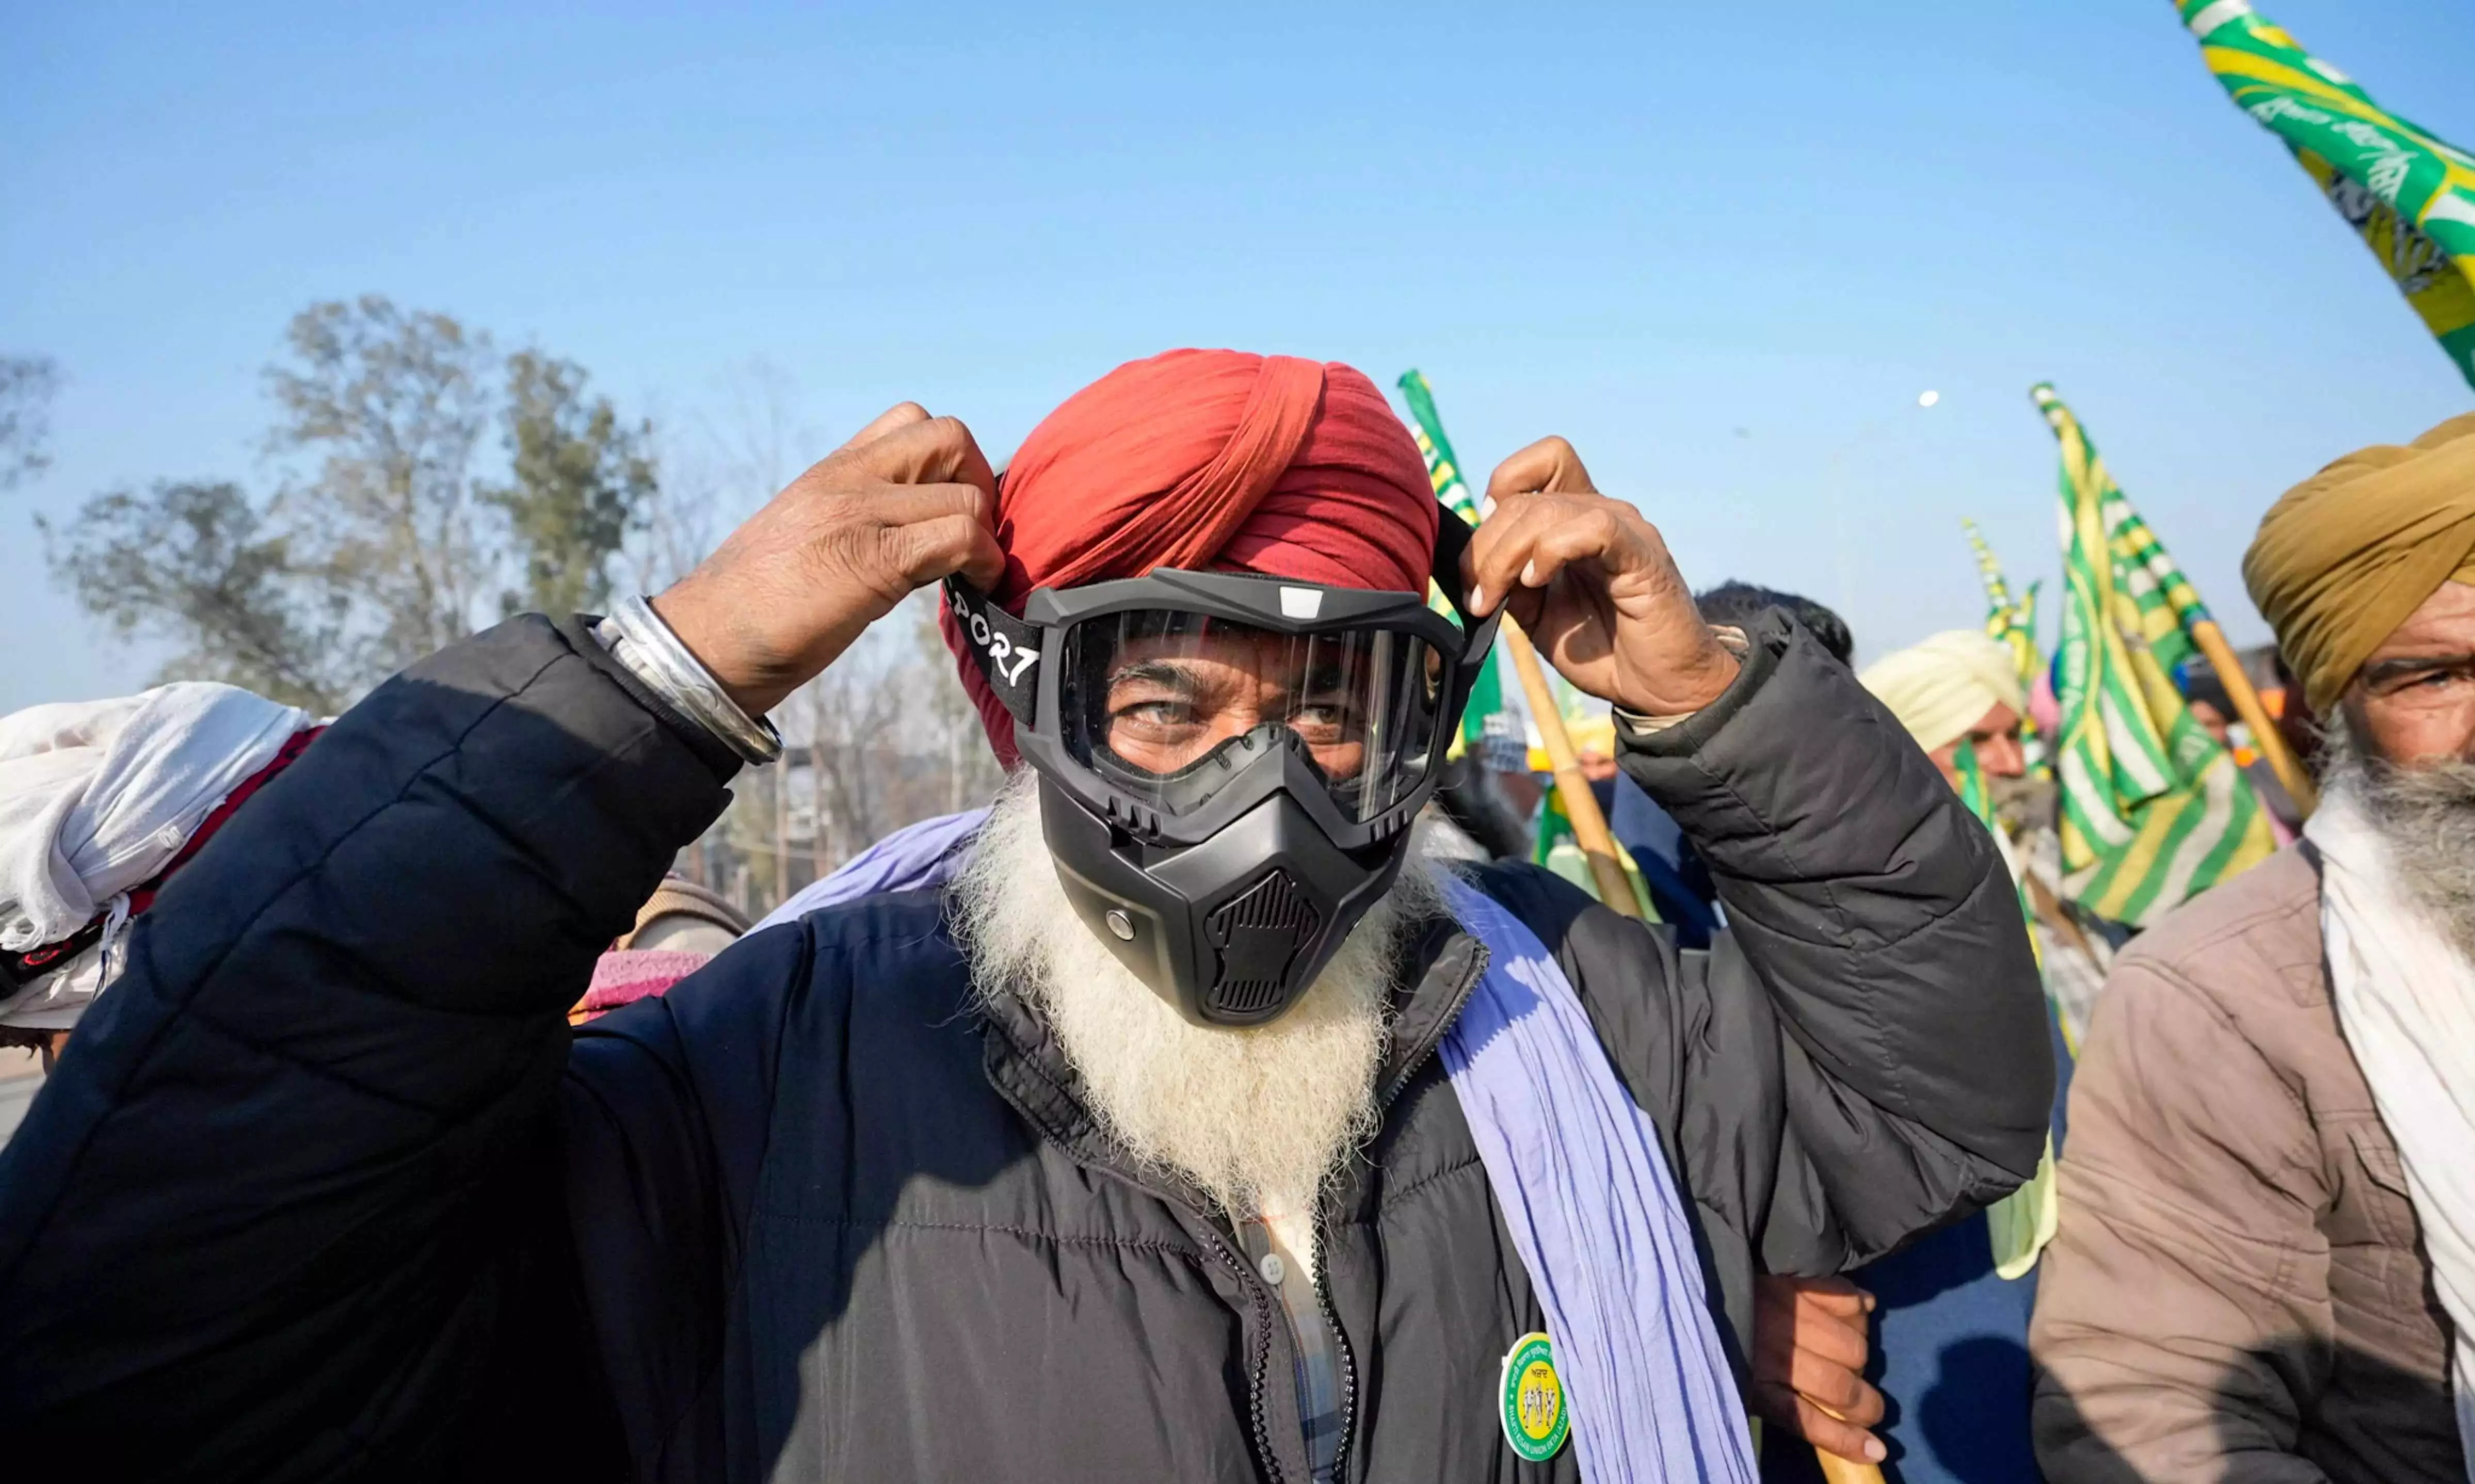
top-left (0, 350), bottom-right (2467, 1484)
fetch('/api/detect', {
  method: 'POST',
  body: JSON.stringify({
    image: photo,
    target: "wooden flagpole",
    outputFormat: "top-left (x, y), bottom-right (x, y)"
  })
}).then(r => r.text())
top-left (1499, 618), bottom-right (1640, 918)
top-left (2189, 620), bottom-right (2318, 817)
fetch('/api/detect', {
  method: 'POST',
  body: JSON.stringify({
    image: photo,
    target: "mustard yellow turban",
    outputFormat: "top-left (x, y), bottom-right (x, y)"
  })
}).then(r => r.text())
top-left (1859, 630), bottom-right (2027, 754)
top-left (2242, 411), bottom-right (2475, 717)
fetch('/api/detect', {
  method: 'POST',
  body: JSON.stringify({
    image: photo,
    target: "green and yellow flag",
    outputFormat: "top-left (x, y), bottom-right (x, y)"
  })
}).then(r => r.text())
top-left (1954, 738), bottom-right (2062, 1279)
top-left (1397, 370), bottom-right (1513, 754)
top-left (1963, 519), bottom-right (2048, 775)
top-left (1535, 770), bottom-right (1659, 921)
top-left (1963, 520), bottom-right (2042, 689)
top-left (2034, 383), bottom-right (2274, 927)
top-left (2179, 0), bottom-right (2475, 389)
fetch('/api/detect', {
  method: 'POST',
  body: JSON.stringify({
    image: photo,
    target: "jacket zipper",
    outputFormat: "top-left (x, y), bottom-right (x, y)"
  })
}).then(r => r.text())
top-left (1378, 939), bottom-right (1489, 1111)
top-left (1309, 1232), bottom-right (1355, 1484)
top-left (982, 932), bottom-right (1491, 1484)
top-left (1321, 935), bottom-right (1490, 1482)
top-left (983, 1032), bottom-right (1291, 1483)
top-left (1202, 1222), bottom-right (1287, 1484)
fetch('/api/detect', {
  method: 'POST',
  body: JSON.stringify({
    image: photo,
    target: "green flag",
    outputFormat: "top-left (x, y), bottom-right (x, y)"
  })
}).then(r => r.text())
top-left (2178, 0), bottom-right (2475, 389)
top-left (1963, 519), bottom-right (2049, 775)
top-left (2033, 383), bottom-right (2275, 927)
top-left (1531, 773), bottom-right (1659, 920)
top-left (1954, 736), bottom-right (2064, 1277)
top-left (1396, 370), bottom-right (1512, 754)
top-left (1963, 520), bottom-right (2043, 689)
top-left (1535, 780), bottom-right (1577, 864)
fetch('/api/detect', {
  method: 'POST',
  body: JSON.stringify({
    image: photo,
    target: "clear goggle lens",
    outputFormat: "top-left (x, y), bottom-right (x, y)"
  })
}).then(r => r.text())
top-left (1060, 610), bottom-right (1447, 824)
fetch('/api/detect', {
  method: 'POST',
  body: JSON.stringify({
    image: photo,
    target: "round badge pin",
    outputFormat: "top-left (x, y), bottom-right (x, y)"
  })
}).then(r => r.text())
top-left (1498, 1330), bottom-right (1569, 1462)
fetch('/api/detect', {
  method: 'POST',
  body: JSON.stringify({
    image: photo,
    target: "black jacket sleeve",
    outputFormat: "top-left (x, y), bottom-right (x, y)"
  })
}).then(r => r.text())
top-left (0, 616), bottom-right (736, 1481)
top-left (1487, 612), bottom-right (2051, 1342)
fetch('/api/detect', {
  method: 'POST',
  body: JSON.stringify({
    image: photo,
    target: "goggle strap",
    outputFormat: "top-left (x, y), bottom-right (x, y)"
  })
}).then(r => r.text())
top-left (1429, 512), bottom-right (1477, 623)
top-left (943, 576), bottom-right (1044, 728)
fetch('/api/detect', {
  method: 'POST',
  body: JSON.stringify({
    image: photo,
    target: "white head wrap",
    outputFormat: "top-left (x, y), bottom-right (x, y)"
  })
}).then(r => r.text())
top-left (0, 683), bottom-right (308, 1029)
top-left (1858, 630), bottom-right (2028, 754)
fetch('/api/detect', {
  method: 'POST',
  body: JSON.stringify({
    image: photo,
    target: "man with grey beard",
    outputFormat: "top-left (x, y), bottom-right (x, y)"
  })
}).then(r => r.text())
top-left (0, 350), bottom-right (2049, 1483)
top-left (953, 768), bottom-right (1438, 1251)
top-left (2033, 410), bottom-right (2475, 1484)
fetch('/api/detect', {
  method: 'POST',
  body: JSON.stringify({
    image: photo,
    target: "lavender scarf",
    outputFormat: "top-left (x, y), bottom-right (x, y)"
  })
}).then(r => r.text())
top-left (776, 811), bottom-right (1754, 1479)
top-left (1437, 876), bottom-right (1755, 1481)
top-left (751, 808), bottom-right (988, 934)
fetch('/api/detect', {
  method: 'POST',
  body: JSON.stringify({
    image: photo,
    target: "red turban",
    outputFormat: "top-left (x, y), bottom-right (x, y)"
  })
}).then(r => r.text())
top-left (941, 348), bottom-right (1438, 765)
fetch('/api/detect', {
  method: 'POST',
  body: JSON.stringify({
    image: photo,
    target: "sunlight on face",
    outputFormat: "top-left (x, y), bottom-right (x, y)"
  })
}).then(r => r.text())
top-left (1928, 702), bottom-right (2024, 790)
top-left (2345, 582), bottom-right (2475, 767)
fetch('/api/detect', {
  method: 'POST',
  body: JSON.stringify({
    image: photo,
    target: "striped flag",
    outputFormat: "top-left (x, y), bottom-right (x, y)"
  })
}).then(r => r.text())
top-left (2033, 383), bottom-right (2274, 927)
top-left (1954, 737), bottom-right (2062, 1278)
top-left (1396, 370), bottom-right (1515, 757)
top-left (1963, 519), bottom-right (2049, 775)
top-left (2179, 0), bottom-right (2475, 389)
top-left (1534, 768), bottom-right (1659, 920)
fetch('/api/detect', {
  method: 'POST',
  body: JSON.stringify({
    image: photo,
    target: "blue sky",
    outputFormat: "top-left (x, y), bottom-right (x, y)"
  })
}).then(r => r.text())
top-left (8, 0), bottom-right (2473, 713)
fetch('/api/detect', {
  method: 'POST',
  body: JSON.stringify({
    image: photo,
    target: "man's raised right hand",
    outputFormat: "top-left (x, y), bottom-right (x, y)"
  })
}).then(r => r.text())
top-left (651, 403), bottom-right (1004, 718)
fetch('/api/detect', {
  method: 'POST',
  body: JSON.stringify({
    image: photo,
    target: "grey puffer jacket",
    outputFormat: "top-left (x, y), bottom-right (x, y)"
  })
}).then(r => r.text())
top-left (0, 609), bottom-right (2049, 1482)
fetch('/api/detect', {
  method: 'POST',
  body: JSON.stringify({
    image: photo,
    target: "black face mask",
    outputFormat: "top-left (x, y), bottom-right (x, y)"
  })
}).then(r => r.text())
top-left (946, 519), bottom-right (1495, 1027)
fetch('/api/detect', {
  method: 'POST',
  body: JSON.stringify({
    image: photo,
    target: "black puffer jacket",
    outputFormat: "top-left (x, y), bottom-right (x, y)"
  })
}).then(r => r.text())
top-left (0, 611), bottom-right (2049, 1483)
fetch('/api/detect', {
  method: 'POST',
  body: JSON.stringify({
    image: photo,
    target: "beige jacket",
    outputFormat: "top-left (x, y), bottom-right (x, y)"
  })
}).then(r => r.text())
top-left (2031, 845), bottom-right (2463, 1483)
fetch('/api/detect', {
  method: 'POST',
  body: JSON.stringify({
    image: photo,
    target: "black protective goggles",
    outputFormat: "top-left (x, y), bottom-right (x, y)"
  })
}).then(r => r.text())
top-left (946, 515), bottom-right (1497, 851)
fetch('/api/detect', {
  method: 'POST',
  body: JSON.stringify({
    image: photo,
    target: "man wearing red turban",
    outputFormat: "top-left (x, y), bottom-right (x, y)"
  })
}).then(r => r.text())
top-left (0, 349), bottom-right (2049, 1484)
top-left (943, 348), bottom-right (1442, 766)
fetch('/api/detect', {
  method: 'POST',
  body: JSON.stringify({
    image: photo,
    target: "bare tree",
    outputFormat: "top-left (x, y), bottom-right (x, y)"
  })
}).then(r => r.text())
top-left (666, 361), bottom-right (835, 903)
top-left (630, 407), bottom-right (728, 598)
top-left (802, 686), bottom-right (832, 881)
top-left (605, 366), bottom-right (1004, 901)
top-left (913, 600), bottom-right (1005, 815)
top-left (667, 587), bottom-right (1009, 910)
top-left (701, 357), bottom-right (815, 521)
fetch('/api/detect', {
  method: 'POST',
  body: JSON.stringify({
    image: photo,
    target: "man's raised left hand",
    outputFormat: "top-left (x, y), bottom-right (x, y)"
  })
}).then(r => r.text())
top-left (1462, 437), bottom-right (1739, 718)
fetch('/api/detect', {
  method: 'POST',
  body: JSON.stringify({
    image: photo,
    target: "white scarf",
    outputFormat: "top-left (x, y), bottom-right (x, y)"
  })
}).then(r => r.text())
top-left (2309, 786), bottom-right (2475, 1479)
top-left (0, 684), bottom-right (308, 1028)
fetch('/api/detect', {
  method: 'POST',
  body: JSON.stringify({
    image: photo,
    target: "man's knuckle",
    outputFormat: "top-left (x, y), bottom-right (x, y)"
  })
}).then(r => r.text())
top-left (895, 520), bottom-right (948, 566)
top-left (1794, 1354), bottom-right (1855, 1401)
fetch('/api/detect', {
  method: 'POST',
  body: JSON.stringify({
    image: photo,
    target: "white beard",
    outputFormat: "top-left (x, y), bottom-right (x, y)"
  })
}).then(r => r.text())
top-left (2323, 721), bottom-right (2475, 964)
top-left (953, 772), bottom-right (1444, 1260)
